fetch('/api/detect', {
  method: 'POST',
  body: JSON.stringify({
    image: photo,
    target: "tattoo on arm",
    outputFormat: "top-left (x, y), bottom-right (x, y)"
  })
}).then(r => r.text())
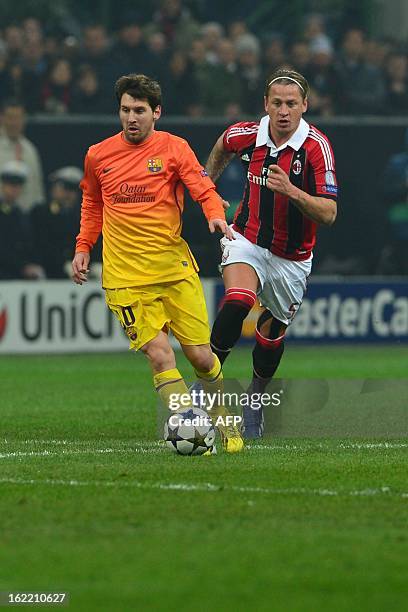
top-left (205, 135), bottom-right (235, 181)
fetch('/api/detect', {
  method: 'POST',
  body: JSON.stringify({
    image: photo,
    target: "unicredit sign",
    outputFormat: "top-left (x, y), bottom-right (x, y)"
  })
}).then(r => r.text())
top-left (0, 281), bottom-right (128, 353)
top-left (0, 280), bottom-right (215, 354)
top-left (20, 291), bottom-right (114, 341)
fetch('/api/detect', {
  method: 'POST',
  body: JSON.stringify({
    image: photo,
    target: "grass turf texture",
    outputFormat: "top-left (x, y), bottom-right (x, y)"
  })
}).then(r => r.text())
top-left (1, 346), bottom-right (407, 611)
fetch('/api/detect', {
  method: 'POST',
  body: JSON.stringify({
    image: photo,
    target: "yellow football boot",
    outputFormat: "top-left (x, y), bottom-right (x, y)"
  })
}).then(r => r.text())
top-left (218, 423), bottom-right (245, 453)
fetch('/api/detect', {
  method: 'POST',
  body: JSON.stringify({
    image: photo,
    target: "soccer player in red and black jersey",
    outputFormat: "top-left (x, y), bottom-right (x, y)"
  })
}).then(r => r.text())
top-left (206, 68), bottom-right (338, 438)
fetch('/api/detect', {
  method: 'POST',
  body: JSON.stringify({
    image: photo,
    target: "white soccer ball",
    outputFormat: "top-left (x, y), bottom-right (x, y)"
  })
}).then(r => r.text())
top-left (164, 407), bottom-right (216, 455)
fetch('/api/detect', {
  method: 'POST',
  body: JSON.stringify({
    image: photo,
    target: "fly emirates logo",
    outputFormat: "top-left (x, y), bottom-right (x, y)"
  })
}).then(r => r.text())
top-left (112, 183), bottom-right (156, 204)
top-left (247, 167), bottom-right (269, 187)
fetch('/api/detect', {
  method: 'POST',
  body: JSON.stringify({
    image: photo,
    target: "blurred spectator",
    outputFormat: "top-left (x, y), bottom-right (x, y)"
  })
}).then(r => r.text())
top-left (227, 20), bottom-right (249, 44)
top-left (112, 12), bottom-right (161, 78)
top-left (289, 40), bottom-right (311, 74)
top-left (200, 38), bottom-right (243, 116)
top-left (364, 38), bottom-right (392, 70)
top-left (307, 40), bottom-right (338, 116)
top-left (335, 28), bottom-right (385, 114)
top-left (70, 65), bottom-right (113, 114)
top-left (200, 22), bottom-right (225, 65)
top-left (384, 52), bottom-right (408, 115)
top-left (43, 29), bottom-right (65, 64)
top-left (29, 166), bottom-right (96, 279)
top-left (236, 34), bottom-right (264, 116)
top-left (18, 38), bottom-right (48, 111)
top-left (148, 0), bottom-right (200, 51)
top-left (377, 129), bottom-right (408, 274)
top-left (163, 51), bottom-right (200, 116)
top-left (21, 40), bottom-right (48, 78)
top-left (304, 14), bottom-right (333, 55)
top-left (79, 23), bottom-right (121, 97)
top-left (0, 99), bottom-right (45, 211)
top-left (223, 102), bottom-right (242, 122)
top-left (0, 42), bottom-right (11, 107)
top-left (41, 58), bottom-right (73, 114)
top-left (263, 36), bottom-right (287, 75)
top-left (189, 38), bottom-right (209, 84)
top-left (145, 31), bottom-right (169, 81)
top-left (22, 17), bottom-right (43, 45)
top-left (61, 34), bottom-right (81, 63)
top-left (3, 25), bottom-right (24, 64)
top-left (0, 160), bottom-right (42, 280)
top-left (3, 62), bottom-right (41, 112)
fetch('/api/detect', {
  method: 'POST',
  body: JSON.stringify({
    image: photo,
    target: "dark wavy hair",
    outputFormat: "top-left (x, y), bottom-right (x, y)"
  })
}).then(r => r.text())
top-left (114, 74), bottom-right (162, 111)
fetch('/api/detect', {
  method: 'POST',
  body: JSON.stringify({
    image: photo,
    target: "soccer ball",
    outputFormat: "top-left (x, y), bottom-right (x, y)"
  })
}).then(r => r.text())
top-left (164, 407), bottom-right (216, 455)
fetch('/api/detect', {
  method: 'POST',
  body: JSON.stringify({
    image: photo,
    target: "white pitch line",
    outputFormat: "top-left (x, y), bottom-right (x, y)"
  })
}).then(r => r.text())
top-left (250, 442), bottom-right (408, 450)
top-left (0, 447), bottom-right (163, 460)
top-left (339, 442), bottom-right (408, 450)
top-left (1, 439), bottom-right (162, 447)
top-left (0, 442), bottom-right (406, 462)
top-left (1, 440), bottom-right (407, 451)
top-left (0, 477), bottom-right (406, 498)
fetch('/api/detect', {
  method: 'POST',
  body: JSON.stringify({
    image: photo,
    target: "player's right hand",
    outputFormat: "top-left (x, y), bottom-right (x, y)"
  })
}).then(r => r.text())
top-left (222, 199), bottom-right (230, 211)
top-left (72, 251), bottom-right (90, 285)
top-left (208, 219), bottom-right (235, 240)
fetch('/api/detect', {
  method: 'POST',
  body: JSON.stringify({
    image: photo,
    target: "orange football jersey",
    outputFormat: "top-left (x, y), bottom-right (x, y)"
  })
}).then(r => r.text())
top-left (76, 130), bottom-right (225, 288)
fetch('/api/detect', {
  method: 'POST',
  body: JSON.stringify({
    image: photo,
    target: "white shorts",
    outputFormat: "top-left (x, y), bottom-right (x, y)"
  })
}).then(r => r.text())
top-left (220, 230), bottom-right (312, 325)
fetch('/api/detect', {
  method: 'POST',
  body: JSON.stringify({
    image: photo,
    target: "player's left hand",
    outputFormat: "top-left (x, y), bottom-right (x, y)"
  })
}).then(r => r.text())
top-left (208, 219), bottom-right (235, 240)
top-left (266, 164), bottom-right (295, 197)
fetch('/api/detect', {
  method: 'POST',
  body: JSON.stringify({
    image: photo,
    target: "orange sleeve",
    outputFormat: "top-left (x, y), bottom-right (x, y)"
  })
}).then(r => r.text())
top-left (75, 149), bottom-right (103, 253)
top-left (175, 139), bottom-right (225, 222)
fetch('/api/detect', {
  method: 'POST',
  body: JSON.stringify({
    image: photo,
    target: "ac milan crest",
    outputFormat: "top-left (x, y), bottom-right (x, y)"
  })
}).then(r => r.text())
top-left (292, 159), bottom-right (302, 175)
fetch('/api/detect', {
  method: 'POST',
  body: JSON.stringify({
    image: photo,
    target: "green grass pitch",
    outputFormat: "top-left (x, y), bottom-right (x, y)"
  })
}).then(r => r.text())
top-left (1, 346), bottom-right (407, 611)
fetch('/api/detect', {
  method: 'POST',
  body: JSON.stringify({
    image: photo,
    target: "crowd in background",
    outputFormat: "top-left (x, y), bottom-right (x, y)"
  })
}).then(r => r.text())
top-left (0, 0), bottom-right (407, 280)
top-left (0, 151), bottom-right (102, 280)
top-left (0, 1), bottom-right (407, 118)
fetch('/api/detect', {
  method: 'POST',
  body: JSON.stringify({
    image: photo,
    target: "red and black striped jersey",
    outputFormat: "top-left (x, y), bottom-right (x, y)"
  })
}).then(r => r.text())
top-left (223, 117), bottom-right (338, 261)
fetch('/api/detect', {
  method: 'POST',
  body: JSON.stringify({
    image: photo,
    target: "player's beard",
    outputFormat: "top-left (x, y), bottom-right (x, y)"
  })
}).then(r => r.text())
top-left (124, 124), bottom-right (153, 144)
top-left (124, 129), bottom-right (143, 144)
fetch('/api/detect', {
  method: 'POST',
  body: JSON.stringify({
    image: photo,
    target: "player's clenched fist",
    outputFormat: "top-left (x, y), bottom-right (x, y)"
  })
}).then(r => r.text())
top-left (266, 164), bottom-right (294, 197)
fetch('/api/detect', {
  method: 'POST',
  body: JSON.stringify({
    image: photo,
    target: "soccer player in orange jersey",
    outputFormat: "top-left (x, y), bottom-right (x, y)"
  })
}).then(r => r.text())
top-left (72, 74), bottom-right (244, 453)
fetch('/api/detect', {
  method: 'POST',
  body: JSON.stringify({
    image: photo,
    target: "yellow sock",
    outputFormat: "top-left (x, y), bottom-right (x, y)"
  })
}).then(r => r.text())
top-left (195, 355), bottom-right (242, 444)
top-left (194, 354), bottom-right (227, 419)
top-left (153, 368), bottom-right (192, 412)
top-left (194, 353), bottom-right (223, 386)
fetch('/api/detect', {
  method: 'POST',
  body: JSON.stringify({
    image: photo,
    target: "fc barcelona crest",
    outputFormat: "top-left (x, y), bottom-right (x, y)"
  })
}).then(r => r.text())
top-left (147, 158), bottom-right (163, 173)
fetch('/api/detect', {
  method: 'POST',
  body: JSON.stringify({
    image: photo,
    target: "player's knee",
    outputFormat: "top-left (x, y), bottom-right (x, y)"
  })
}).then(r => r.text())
top-left (148, 347), bottom-right (176, 372)
top-left (253, 312), bottom-right (286, 379)
top-left (185, 346), bottom-right (214, 372)
top-left (142, 338), bottom-right (175, 371)
top-left (222, 287), bottom-right (257, 313)
top-left (211, 287), bottom-right (257, 350)
top-left (257, 310), bottom-right (287, 340)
